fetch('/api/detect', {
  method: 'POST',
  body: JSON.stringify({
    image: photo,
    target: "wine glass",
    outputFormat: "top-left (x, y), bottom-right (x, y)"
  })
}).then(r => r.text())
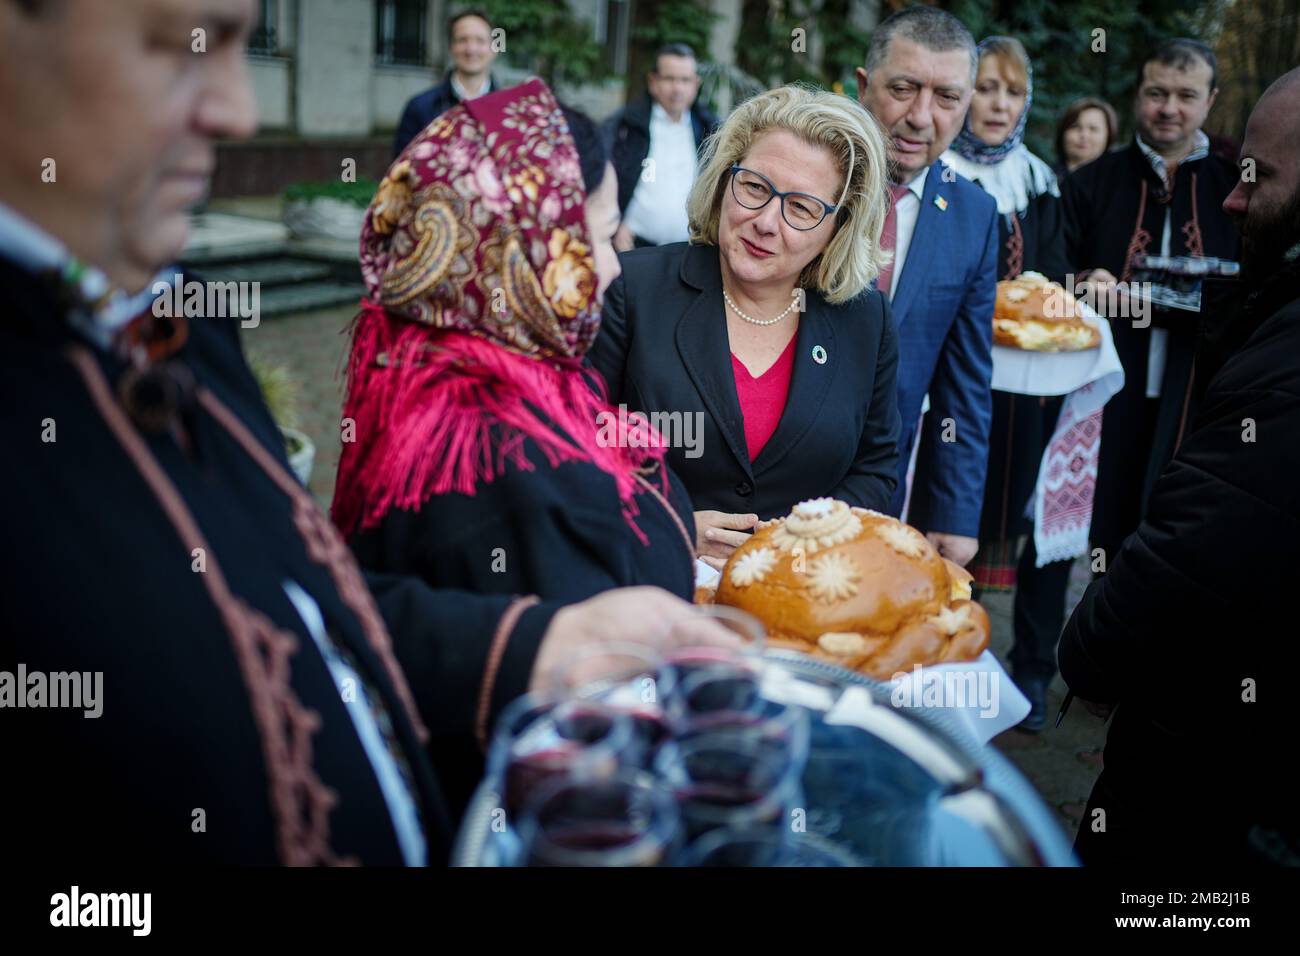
top-left (661, 604), bottom-right (766, 693)
top-left (488, 694), bottom-right (633, 820)
top-left (515, 771), bottom-right (682, 867)
top-left (539, 641), bottom-right (677, 770)
top-left (655, 731), bottom-right (804, 843)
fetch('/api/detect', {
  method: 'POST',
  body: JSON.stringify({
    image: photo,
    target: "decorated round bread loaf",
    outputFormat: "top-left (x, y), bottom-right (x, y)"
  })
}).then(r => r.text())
top-left (712, 498), bottom-right (989, 680)
top-left (993, 271), bottom-right (1100, 352)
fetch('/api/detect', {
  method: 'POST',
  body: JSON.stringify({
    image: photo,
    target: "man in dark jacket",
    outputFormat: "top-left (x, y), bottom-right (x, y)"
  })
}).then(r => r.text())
top-left (393, 7), bottom-right (498, 157)
top-left (1059, 67), bottom-right (1300, 866)
top-left (603, 43), bottom-right (720, 250)
top-left (1, 0), bottom-right (721, 867)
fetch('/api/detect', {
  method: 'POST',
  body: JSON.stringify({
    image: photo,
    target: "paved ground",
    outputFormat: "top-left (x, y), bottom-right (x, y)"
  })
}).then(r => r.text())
top-left (241, 303), bottom-right (1108, 851)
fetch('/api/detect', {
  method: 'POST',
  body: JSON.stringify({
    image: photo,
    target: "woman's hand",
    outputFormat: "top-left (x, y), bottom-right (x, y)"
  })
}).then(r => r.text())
top-left (694, 510), bottom-right (758, 571)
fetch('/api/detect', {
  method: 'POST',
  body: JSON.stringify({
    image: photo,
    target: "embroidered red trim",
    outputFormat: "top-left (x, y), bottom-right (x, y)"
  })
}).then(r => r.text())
top-left (65, 346), bottom-right (357, 866)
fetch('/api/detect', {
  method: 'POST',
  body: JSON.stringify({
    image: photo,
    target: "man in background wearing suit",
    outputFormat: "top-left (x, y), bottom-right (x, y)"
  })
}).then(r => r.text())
top-left (604, 43), bottom-right (720, 252)
top-left (393, 7), bottom-right (498, 157)
top-left (857, 6), bottom-right (998, 568)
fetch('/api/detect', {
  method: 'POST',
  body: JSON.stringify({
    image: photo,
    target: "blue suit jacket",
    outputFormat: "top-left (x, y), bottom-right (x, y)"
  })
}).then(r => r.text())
top-left (884, 160), bottom-right (998, 538)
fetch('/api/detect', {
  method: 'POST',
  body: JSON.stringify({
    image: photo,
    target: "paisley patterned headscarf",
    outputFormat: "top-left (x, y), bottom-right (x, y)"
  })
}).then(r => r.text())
top-left (332, 78), bottom-right (666, 539)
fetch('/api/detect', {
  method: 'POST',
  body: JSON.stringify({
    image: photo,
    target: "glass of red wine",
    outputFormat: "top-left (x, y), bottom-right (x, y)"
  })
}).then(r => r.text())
top-left (515, 771), bottom-right (682, 867)
top-left (488, 694), bottom-right (634, 820)
top-left (671, 668), bottom-right (812, 775)
top-left (660, 604), bottom-right (766, 696)
top-left (655, 730), bottom-right (804, 845)
top-left (537, 641), bottom-right (678, 770)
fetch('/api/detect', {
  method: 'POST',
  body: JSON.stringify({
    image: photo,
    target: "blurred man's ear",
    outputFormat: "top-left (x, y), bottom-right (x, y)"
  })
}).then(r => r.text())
top-left (855, 67), bottom-right (869, 104)
top-left (1207, 87), bottom-right (1219, 112)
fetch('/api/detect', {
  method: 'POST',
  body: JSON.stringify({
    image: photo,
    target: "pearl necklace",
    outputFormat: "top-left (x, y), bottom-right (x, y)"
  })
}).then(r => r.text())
top-left (722, 287), bottom-right (799, 326)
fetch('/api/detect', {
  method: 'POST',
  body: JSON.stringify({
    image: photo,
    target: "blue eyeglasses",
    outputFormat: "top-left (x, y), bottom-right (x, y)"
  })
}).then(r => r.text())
top-left (729, 164), bottom-right (838, 230)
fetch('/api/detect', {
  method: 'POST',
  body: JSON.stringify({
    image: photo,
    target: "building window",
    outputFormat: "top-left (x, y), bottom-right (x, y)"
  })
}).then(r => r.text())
top-left (376, 0), bottom-right (429, 66)
top-left (248, 0), bottom-right (279, 55)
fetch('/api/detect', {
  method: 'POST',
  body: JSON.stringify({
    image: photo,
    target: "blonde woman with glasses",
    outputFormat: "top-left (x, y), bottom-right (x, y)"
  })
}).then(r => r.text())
top-left (589, 84), bottom-right (901, 570)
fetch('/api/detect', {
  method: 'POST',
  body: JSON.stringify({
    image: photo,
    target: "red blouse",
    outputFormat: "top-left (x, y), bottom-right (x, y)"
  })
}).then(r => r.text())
top-left (731, 335), bottom-right (798, 462)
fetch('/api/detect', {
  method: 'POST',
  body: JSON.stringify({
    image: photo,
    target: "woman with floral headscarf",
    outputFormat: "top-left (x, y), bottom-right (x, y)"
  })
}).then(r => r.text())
top-left (331, 80), bottom-right (697, 806)
top-left (939, 37), bottom-right (1072, 733)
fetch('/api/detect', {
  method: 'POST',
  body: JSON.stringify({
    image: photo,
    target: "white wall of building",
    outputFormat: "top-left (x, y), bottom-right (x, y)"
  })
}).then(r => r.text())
top-left (244, 0), bottom-right (761, 138)
top-left (295, 0), bottom-right (374, 135)
top-left (248, 57), bottom-right (293, 131)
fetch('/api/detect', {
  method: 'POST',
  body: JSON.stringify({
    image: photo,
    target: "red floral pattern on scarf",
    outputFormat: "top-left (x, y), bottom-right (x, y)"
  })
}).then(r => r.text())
top-left (333, 78), bottom-right (669, 540)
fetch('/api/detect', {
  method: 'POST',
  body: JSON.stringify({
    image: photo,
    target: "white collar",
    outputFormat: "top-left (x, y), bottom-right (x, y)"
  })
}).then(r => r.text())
top-left (650, 102), bottom-right (691, 127)
top-left (1135, 129), bottom-right (1210, 177)
top-left (0, 201), bottom-right (75, 275)
top-left (896, 165), bottom-right (929, 200)
top-left (450, 72), bottom-right (490, 102)
top-left (0, 201), bottom-right (168, 348)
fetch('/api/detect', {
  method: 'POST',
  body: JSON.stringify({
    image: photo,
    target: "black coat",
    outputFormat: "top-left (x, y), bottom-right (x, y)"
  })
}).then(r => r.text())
top-left (588, 242), bottom-right (901, 521)
top-left (603, 95), bottom-right (720, 215)
top-left (1058, 263), bottom-right (1300, 864)
top-left (0, 258), bottom-right (558, 865)
top-left (1062, 141), bottom-right (1240, 557)
top-left (393, 72), bottom-right (498, 158)
top-left (348, 410), bottom-right (697, 817)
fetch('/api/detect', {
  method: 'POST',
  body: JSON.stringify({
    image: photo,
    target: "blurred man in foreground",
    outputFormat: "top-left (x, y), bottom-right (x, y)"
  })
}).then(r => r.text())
top-left (0, 0), bottom-right (715, 866)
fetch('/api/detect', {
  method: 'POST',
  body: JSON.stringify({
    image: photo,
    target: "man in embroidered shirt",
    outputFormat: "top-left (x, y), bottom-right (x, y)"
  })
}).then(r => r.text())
top-left (1, 0), bottom-right (726, 867)
top-left (605, 43), bottom-right (720, 251)
top-left (1062, 39), bottom-right (1240, 567)
top-left (393, 7), bottom-right (498, 157)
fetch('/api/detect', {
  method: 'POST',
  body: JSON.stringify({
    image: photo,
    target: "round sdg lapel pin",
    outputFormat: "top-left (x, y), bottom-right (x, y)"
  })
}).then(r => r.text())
top-left (811, 345), bottom-right (828, 365)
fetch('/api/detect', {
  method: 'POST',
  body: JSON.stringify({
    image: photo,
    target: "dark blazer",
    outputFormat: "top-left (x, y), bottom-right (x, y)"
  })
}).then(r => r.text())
top-left (588, 241), bottom-right (901, 521)
top-left (1059, 264), bottom-right (1300, 865)
top-left (394, 71), bottom-right (498, 157)
top-left (0, 258), bottom-right (559, 865)
top-left (886, 159), bottom-right (998, 539)
top-left (603, 95), bottom-right (720, 216)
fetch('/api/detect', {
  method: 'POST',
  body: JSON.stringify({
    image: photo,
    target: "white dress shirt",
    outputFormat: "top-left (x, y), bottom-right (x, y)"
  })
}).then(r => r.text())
top-left (449, 72), bottom-right (491, 103)
top-left (887, 166), bottom-right (931, 299)
top-left (1134, 131), bottom-right (1210, 399)
top-left (622, 102), bottom-right (698, 245)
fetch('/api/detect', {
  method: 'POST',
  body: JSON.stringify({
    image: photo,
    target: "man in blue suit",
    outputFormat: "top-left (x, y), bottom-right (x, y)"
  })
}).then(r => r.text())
top-left (856, 6), bottom-right (997, 568)
top-left (393, 8), bottom-right (498, 157)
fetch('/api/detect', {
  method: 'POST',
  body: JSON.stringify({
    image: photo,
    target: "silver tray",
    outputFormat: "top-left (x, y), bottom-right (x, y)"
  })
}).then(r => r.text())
top-left (453, 650), bottom-right (1077, 866)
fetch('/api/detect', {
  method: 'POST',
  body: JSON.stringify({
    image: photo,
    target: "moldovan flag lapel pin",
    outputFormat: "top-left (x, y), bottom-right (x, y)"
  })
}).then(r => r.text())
top-left (934, 195), bottom-right (949, 211)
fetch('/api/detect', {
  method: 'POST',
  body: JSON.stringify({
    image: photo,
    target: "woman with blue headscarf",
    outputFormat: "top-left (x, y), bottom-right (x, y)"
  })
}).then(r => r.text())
top-left (941, 36), bottom-right (1071, 733)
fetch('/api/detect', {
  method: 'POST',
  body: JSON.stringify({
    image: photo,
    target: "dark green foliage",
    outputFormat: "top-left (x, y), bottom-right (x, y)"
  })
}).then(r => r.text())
top-left (943, 0), bottom-right (1203, 159)
top-left (482, 0), bottom-right (614, 88)
top-left (281, 178), bottom-right (381, 209)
